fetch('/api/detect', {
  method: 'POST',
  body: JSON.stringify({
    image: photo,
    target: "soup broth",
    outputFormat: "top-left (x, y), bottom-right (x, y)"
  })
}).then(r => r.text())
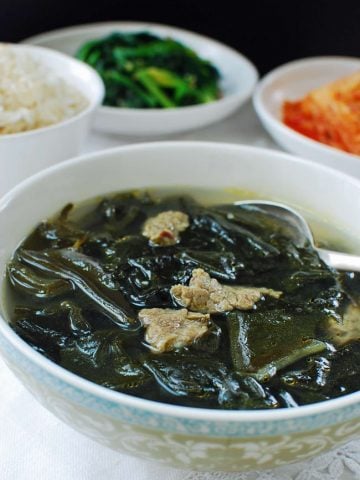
top-left (5, 188), bottom-right (360, 409)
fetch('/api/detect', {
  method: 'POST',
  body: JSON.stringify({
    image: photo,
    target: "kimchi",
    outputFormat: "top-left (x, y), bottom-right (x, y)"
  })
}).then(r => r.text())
top-left (283, 72), bottom-right (360, 155)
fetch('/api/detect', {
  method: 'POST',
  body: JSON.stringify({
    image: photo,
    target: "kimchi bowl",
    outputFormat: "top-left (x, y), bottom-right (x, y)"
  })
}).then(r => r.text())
top-left (253, 56), bottom-right (360, 177)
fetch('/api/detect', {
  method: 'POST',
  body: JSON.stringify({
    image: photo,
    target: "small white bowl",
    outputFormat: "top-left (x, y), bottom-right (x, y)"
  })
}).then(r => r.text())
top-left (0, 44), bottom-right (104, 197)
top-left (253, 56), bottom-right (360, 177)
top-left (24, 22), bottom-right (258, 136)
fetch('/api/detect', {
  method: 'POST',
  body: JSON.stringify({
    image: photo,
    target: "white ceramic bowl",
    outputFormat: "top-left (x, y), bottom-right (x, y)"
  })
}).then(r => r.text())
top-left (24, 22), bottom-right (258, 136)
top-left (0, 44), bottom-right (104, 197)
top-left (1, 142), bottom-right (360, 472)
top-left (253, 57), bottom-right (360, 177)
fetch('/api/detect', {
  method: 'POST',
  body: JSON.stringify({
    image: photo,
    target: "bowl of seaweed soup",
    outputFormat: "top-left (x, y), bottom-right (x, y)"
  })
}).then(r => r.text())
top-left (5, 188), bottom-right (360, 410)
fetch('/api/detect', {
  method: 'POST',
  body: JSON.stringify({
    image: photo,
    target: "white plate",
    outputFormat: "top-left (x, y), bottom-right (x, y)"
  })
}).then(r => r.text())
top-left (24, 22), bottom-right (258, 136)
top-left (253, 56), bottom-right (360, 176)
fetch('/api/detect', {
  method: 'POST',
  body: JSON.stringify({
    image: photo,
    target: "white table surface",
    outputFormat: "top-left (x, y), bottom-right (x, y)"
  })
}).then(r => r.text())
top-left (84, 101), bottom-right (278, 154)
top-left (2, 101), bottom-right (360, 480)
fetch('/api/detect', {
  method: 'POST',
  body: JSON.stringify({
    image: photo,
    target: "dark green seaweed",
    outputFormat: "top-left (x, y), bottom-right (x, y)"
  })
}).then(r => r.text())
top-left (5, 190), bottom-right (360, 409)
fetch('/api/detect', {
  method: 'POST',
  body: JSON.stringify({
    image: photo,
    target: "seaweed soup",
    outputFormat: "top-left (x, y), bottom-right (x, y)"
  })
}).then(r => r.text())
top-left (5, 188), bottom-right (360, 410)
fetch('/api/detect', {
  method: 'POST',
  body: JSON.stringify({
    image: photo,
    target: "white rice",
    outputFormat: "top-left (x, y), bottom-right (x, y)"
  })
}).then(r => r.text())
top-left (0, 44), bottom-right (88, 135)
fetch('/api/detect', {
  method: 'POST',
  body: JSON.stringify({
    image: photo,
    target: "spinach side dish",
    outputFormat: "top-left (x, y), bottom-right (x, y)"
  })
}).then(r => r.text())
top-left (76, 32), bottom-right (221, 108)
top-left (5, 190), bottom-right (360, 410)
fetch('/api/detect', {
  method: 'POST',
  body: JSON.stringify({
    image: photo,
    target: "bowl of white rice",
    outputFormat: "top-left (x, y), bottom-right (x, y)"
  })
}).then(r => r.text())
top-left (0, 43), bottom-right (104, 197)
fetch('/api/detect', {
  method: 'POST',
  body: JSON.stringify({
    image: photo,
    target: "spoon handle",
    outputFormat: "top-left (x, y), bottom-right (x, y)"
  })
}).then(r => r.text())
top-left (317, 248), bottom-right (360, 272)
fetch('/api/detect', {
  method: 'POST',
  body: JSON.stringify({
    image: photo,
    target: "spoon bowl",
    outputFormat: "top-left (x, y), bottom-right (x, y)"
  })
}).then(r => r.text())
top-left (234, 200), bottom-right (360, 272)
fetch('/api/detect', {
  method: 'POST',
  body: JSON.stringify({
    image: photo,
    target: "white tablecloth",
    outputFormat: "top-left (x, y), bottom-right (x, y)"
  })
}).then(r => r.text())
top-left (2, 102), bottom-right (360, 480)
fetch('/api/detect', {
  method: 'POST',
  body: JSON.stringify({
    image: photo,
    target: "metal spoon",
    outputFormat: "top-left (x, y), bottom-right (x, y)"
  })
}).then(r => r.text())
top-left (234, 200), bottom-right (360, 272)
